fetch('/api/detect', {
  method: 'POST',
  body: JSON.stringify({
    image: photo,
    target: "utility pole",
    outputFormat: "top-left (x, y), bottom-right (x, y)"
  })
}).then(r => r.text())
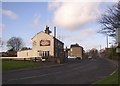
top-left (100, 45), bottom-right (101, 51)
top-left (106, 34), bottom-right (108, 48)
top-left (109, 42), bottom-right (114, 59)
top-left (116, 28), bottom-right (120, 56)
top-left (54, 26), bottom-right (56, 38)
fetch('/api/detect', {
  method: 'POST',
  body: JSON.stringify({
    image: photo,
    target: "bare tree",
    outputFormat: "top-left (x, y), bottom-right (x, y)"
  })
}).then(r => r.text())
top-left (99, 1), bottom-right (120, 37)
top-left (0, 37), bottom-right (4, 48)
top-left (21, 47), bottom-right (31, 50)
top-left (7, 37), bottom-right (24, 51)
top-left (89, 48), bottom-right (99, 58)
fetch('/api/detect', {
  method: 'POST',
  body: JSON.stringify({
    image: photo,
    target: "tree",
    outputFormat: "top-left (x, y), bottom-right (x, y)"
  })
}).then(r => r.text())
top-left (0, 37), bottom-right (6, 52)
top-left (21, 47), bottom-right (31, 50)
top-left (0, 37), bottom-right (4, 48)
top-left (7, 37), bottom-right (24, 51)
top-left (99, 1), bottom-right (120, 37)
top-left (89, 48), bottom-right (99, 58)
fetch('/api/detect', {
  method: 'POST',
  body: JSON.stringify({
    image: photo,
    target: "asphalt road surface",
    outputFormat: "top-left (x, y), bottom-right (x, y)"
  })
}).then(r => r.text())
top-left (2, 58), bottom-right (118, 84)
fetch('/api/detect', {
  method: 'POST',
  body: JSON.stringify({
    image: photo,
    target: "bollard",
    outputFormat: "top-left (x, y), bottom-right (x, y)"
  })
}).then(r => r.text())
top-left (24, 58), bottom-right (26, 61)
top-left (35, 57), bottom-right (36, 62)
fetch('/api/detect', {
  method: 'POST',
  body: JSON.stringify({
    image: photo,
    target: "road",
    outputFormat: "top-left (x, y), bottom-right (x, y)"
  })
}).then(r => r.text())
top-left (2, 58), bottom-right (118, 84)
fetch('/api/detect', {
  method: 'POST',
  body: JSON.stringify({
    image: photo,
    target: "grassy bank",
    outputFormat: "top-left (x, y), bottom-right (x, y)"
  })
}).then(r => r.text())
top-left (2, 60), bottom-right (40, 71)
top-left (93, 69), bottom-right (119, 85)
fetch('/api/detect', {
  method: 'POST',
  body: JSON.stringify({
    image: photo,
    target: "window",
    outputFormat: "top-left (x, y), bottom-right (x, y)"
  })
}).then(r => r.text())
top-left (43, 52), bottom-right (45, 56)
top-left (47, 51), bottom-right (49, 56)
top-left (27, 52), bottom-right (28, 56)
top-left (42, 51), bottom-right (50, 57)
top-left (38, 51), bottom-right (42, 56)
top-left (45, 51), bottom-right (47, 56)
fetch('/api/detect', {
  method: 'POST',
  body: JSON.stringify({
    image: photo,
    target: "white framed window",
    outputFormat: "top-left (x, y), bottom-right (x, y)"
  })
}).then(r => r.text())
top-left (71, 48), bottom-right (72, 51)
top-left (42, 51), bottom-right (50, 56)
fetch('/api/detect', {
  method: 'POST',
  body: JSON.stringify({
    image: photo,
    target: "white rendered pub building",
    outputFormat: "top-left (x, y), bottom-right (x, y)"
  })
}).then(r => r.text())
top-left (17, 26), bottom-right (66, 63)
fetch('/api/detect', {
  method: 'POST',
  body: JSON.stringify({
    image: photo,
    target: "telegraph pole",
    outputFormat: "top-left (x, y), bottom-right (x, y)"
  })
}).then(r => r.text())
top-left (106, 34), bottom-right (108, 48)
top-left (116, 28), bottom-right (120, 60)
top-left (99, 45), bottom-right (101, 53)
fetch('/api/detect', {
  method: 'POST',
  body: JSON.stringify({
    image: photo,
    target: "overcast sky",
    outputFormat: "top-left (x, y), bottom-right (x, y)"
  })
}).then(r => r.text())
top-left (1, 0), bottom-right (119, 52)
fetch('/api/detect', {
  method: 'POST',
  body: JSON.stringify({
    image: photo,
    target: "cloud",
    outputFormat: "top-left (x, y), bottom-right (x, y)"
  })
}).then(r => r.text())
top-left (2, 9), bottom-right (18, 20)
top-left (63, 28), bottom-right (97, 41)
top-left (0, 24), bottom-right (5, 30)
top-left (2, 0), bottom-right (118, 2)
top-left (79, 28), bottom-right (97, 37)
top-left (82, 43), bottom-right (100, 51)
top-left (25, 40), bottom-right (32, 47)
top-left (62, 28), bottom-right (98, 50)
top-left (0, 24), bottom-right (5, 34)
top-left (33, 13), bottom-right (40, 28)
top-left (49, 2), bottom-right (100, 29)
top-left (63, 28), bottom-right (100, 50)
top-left (48, 2), bottom-right (62, 11)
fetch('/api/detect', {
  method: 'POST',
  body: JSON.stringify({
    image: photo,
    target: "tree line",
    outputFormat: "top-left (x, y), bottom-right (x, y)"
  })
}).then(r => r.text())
top-left (0, 37), bottom-right (31, 57)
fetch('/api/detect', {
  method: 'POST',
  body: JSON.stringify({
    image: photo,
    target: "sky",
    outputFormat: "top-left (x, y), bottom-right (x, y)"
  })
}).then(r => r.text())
top-left (1, 0), bottom-right (119, 52)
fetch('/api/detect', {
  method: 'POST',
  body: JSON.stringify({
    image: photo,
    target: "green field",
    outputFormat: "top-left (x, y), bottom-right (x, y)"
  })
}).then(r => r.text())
top-left (2, 60), bottom-right (41, 71)
top-left (93, 69), bottom-right (119, 85)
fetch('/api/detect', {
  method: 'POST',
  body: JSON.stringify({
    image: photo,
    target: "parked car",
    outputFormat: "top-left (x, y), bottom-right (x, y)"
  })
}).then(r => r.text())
top-left (41, 59), bottom-right (46, 62)
top-left (88, 56), bottom-right (92, 59)
top-left (68, 56), bottom-right (76, 59)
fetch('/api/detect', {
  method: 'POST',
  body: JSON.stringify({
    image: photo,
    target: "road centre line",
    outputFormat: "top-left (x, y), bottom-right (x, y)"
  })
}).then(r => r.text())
top-left (7, 71), bottom-right (62, 82)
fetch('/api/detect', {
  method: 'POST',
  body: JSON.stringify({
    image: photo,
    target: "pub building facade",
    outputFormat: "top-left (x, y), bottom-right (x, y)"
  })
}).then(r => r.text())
top-left (17, 26), bottom-right (66, 63)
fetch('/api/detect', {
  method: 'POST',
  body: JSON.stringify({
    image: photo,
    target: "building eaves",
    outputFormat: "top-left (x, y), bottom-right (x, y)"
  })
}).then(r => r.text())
top-left (31, 31), bottom-right (54, 40)
top-left (70, 44), bottom-right (83, 49)
top-left (54, 37), bottom-right (64, 44)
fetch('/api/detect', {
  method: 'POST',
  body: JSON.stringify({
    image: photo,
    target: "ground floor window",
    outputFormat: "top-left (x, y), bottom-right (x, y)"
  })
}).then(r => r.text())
top-left (38, 51), bottom-right (50, 57)
top-left (42, 51), bottom-right (49, 57)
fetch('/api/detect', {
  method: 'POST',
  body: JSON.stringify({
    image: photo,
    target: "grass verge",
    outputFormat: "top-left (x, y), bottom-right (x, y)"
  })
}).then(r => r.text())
top-left (2, 60), bottom-right (40, 71)
top-left (92, 69), bottom-right (119, 86)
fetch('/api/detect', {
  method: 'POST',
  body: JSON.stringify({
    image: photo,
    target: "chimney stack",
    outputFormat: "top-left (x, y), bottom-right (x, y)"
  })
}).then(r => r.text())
top-left (45, 25), bottom-right (51, 35)
top-left (54, 26), bottom-right (56, 38)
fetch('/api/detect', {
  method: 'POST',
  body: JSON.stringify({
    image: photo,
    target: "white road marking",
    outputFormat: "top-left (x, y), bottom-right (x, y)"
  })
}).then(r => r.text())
top-left (110, 69), bottom-right (118, 75)
top-left (7, 71), bottom-right (62, 82)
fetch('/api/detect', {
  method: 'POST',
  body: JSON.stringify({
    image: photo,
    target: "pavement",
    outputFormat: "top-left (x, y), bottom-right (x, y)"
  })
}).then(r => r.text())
top-left (2, 57), bottom-right (118, 84)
